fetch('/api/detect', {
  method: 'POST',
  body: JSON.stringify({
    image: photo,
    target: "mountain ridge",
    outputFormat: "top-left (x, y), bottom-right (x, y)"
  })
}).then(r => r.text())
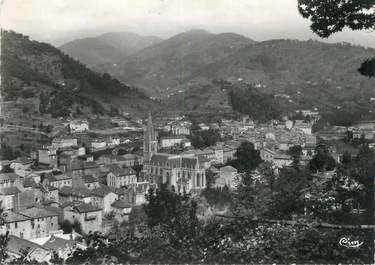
top-left (60, 32), bottom-right (163, 68)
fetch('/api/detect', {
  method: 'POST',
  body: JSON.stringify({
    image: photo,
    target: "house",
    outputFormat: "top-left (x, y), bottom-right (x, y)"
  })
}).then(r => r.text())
top-left (107, 165), bottom-right (137, 188)
top-left (0, 173), bottom-right (21, 189)
top-left (35, 184), bottom-right (59, 204)
top-left (212, 166), bottom-right (239, 189)
top-left (43, 235), bottom-right (84, 261)
top-left (223, 146), bottom-right (237, 163)
top-left (1, 211), bottom-right (33, 239)
top-left (71, 161), bottom-right (101, 178)
top-left (52, 138), bottom-right (78, 149)
top-left (132, 181), bottom-right (157, 205)
top-left (91, 140), bottom-right (107, 150)
top-left (170, 121), bottom-right (191, 135)
top-left (204, 146), bottom-right (224, 164)
top-left (273, 153), bottom-right (293, 168)
top-left (121, 153), bottom-right (140, 167)
top-left (69, 119), bottom-right (89, 133)
top-left (294, 121), bottom-right (312, 135)
top-left (43, 173), bottom-right (72, 189)
top-left (260, 148), bottom-right (275, 162)
top-left (198, 123), bottom-right (210, 131)
top-left (160, 135), bottom-right (189, 148)
top-left (38, 147), bottom-right (58, 168)
top-left (0, 187), bottom-right (21, 211)
top-left (91, 186), bottom-right (119, 213)
top-left (285, 120), bottom-right (294, 130)
top-left (111, 200), bottom-right (132, 222)
top-left (19, 207), bottom-right (59, 239)
top-left (6, 235), bottom-right (52, 263)
top-left (63, 203), bottom-right (102, 234)
top-left (82, 175), bottom-right (100, 190)
top-left (58, 186), bottom-right (92, 204)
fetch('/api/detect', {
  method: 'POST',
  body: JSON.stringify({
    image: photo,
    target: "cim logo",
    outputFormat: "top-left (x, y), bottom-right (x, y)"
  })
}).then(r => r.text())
top-left (339, 237), bottom-right (364, 248)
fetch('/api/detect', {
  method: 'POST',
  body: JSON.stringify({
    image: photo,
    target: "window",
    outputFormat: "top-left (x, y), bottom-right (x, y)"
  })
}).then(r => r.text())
top-left (14, 222), bottom-right (17, 229)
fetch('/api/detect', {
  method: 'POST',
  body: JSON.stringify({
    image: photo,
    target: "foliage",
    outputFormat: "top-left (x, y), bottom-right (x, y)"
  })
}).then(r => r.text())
top-left (228, 85), bottom-right (281, 121)
top-left (188, 128), bottom-right (221, 149)
top-left (358, 58), bottom-right (375, 78)
top-left (298, 0), bottom-right (374, 38)
top-left (66, 231), bottom-right (128, 265)
top-left (288, 145), bottom-right (303, 165)
top-left (202, 217), bottom-right (373, 263)
top-left (0, 143), bottom-right (17, 160)
top-left (134, 184), bottom-right (202, 263)
top-left (200, 186), bottom-right (232, 209)
top-left (72, 220), bottom-right (83, 235)
top-left (229, 141), bottom-right (262, 173)
top-left (61, 220), bottom-right (73, 234)
top-left (0, 208), bottom-right (9, 263)
top-left (309, 142), bottom-right (336, 173)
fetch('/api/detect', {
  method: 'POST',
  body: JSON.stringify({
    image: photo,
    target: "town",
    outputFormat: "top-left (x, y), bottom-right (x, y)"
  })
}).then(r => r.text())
top-left (0, 106), bottom-right (373, 263)
top-left (1, 0), bottom-right (374, 263)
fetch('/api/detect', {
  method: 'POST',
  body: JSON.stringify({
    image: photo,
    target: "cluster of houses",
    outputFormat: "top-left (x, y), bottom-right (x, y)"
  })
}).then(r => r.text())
top-left (2, 109), bottom-right (374, 263)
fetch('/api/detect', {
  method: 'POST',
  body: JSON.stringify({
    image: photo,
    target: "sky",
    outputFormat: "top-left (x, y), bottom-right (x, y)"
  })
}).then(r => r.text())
top-left (1, 0), bottom-right (374, 48)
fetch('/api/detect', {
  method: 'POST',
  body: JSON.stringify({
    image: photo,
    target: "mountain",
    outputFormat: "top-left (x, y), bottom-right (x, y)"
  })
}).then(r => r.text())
top-left (96, 29), bottom-right (256, 96)
top-left (1, 30), bottom-right (159, 118)
top-left (60, 32), bottom-right (163, 68)
top-left (94, 31), bottom-right (375, 123)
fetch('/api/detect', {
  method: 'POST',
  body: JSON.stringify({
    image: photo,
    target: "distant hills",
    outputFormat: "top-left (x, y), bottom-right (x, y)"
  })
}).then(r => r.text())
top-left (60, 32), bottom-right (162, 68)
top-left (1, 30), bottom-right (159, 118)
top-left (94, 29), bottom-right (256, 96)
top-left (3, 28), bottom-right (375, 124)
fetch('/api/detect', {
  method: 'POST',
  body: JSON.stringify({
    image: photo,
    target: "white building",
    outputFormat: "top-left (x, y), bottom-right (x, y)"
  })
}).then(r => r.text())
top-left (69, 120), bottom-right (89, 133)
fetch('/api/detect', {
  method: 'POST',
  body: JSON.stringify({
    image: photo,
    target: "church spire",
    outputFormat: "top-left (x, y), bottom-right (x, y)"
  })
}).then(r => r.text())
top-left (143, 112), bottom-right (157, 163)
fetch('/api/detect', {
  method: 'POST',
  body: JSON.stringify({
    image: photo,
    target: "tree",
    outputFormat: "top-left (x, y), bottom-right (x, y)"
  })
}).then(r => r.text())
top-left (341, 151), bottom-right (352, 166)
top-left (229, 141), bottom-right (262, 173)
top-left (298, 0), bottom-right (375, 77)
top-left (0, 207), bottom-right (9, 263)
top-left (61, 220), bottom-right (73, 234)
top-left (288, 145), bottom-right (303, 165)
top-left (0, 143), bottom-right (15, 160)
top-left (138, 184), bottom-right (203, 263)
top-left (66, 231), bottom-right (128, 264)
top-left (72, 220), bottom-right (82, 234)
top-left (309, 142), bottom-right (336, 173)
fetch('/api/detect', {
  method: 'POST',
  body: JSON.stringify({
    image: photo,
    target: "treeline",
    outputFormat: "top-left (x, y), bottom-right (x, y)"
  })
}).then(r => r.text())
top-left (228, 85), bottom-right (281, 122)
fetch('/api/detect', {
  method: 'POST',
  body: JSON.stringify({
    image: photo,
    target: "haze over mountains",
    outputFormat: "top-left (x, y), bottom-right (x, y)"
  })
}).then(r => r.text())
top-left (60, 32), bottom-right (163, 68)
top-left (61, 29), bottom-right (375, 104)
top-left (3, 28), bottom-right (375, 122)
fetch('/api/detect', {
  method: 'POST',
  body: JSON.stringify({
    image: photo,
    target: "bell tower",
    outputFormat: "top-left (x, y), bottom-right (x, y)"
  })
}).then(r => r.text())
top-left (143, 112), bottom-right (158, 163)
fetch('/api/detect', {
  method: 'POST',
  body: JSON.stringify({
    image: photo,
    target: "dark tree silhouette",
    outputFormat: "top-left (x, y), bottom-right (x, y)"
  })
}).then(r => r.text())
top-left (298, 0), bottom-right (375, 77)
top-left (229, 141), bottom-right (262, 173)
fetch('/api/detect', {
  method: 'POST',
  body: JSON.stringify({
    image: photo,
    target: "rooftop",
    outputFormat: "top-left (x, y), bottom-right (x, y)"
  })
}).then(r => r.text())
top-left (19, 207), bottom-right (58, 219)
top-left (109, 164), bottom-right (136, 176)
top-left (111, 199), bottom-right (132, 209)
top-left (3, 211), bottom-right (30, 223)
top-left (72, 202), bottom-right (101, 213)
top-left (91, 186), bottom-right (117, 197)
top-left (0, 186), bottom-right (21, 196)
top-left (59, 186), bottom-right (92, 198)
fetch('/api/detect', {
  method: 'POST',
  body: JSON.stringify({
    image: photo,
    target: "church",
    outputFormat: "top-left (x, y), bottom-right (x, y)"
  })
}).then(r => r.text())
top-left (143, 113), bottom-right (209, 193)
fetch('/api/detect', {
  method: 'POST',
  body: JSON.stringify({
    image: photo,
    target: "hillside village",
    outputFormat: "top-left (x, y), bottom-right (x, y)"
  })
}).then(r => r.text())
top-left (0, 102), bottom-right (374, 262)
top-left (0, 16), bottom-right (374, 263)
